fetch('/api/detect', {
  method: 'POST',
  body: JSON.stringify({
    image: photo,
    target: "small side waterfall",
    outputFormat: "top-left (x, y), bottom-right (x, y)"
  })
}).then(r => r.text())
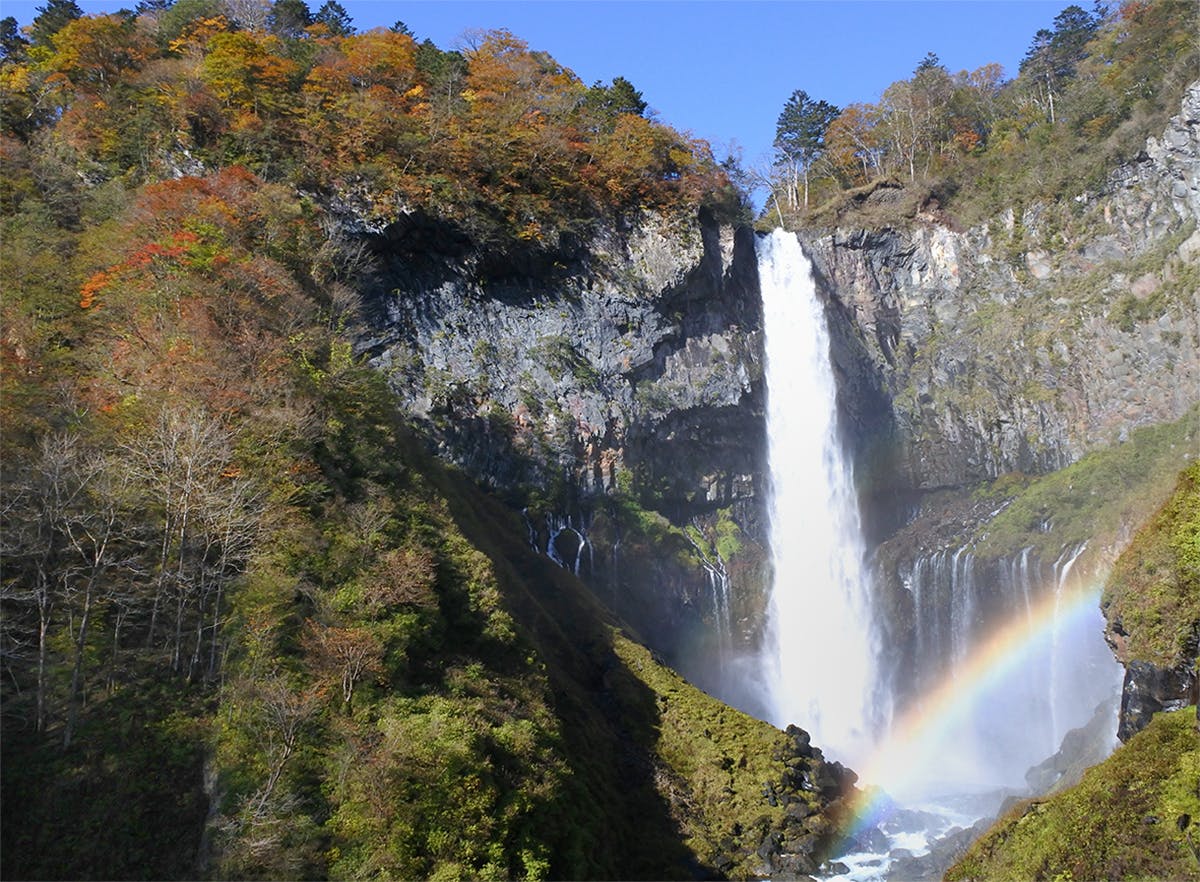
top-left (758, 229), bottom-right (879, 764)
top-left (892, 540), bottom-right (1121, 796)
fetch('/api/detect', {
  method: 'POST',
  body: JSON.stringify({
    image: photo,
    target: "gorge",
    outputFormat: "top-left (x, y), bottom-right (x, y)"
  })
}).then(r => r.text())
top-left (2, 2), bottom-right (1198, 880)
top-left (348, 75), bottom-right (1199, 880)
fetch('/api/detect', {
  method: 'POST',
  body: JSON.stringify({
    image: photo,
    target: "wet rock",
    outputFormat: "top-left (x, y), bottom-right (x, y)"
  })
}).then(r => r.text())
top-left (1025, 696), bottom-right (1120, 795)
top-left (881, 807), bottom-right (945, 836)
top-left (1118, 659), bottom-right (1199, 741)
top-left (885, 817), bottom-right (993, 881)
top-left (841, 824), bottom-right (890, 854)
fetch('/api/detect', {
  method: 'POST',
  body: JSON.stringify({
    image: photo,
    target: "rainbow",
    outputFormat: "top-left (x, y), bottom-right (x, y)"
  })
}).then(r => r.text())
top-left (836, 577), bottom-right (1107, 847)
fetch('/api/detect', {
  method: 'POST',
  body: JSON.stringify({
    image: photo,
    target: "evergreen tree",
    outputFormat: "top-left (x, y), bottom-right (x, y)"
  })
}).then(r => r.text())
top-left (29, 0), bottom-right (82, 48)
top-left (0, 16), bottom-right (30, 62)
top-left (1020, 4), bottom-right (1100, 124)
top-left (914, 51), bottom-right (943, 75)
top-left (583, 75), bottom-right (648, 128)
top-left (1047, 4), bottom-right (1100, 79)
top-left (312, 0), bottom-right (352, 36)
top-left (268, 0), bottom-right (310, 38)
top-left (774, 89), bottom-right (839, 209)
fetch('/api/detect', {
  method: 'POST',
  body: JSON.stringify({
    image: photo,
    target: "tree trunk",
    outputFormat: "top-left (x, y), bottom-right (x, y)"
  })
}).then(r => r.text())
top-left (63, 579), bottom-right (94, 750)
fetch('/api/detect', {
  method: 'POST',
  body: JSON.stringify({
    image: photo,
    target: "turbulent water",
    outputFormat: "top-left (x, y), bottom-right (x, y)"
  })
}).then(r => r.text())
top-left (758, 229), bottom-right (882, 765)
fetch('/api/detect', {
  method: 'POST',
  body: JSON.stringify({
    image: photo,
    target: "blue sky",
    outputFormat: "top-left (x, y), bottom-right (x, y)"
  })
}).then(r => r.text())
top-left (3, 0), bottom-right (1066, 172)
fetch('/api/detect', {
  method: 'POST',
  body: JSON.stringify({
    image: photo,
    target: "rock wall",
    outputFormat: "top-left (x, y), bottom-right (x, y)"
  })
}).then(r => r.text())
top-left (352, 206), bottom-right (770, 675)
top-left (815, 82), bottom-right (1200, 753)
top-left (804, 80), bottom-right (1200, 496)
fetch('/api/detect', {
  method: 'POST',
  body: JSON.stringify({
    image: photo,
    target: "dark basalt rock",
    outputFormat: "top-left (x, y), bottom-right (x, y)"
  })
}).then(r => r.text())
top-left (1118, 659), bottom-right (1200, 742)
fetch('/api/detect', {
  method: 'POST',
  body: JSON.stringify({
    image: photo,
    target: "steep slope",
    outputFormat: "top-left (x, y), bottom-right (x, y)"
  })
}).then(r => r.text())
top-left (1103, 461), bottom-right (1200, 740)
top-left (945, 706), bottom-right (1200, 882)
top-left (942, 462), bottom-right (1198, 881)
top-left (802, 79), bottom-right (1200, 719)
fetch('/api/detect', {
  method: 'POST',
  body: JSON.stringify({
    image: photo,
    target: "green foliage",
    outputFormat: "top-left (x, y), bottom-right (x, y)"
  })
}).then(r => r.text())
top-left (773, 0), bottom-right (1199, 230)
top-left (947, 707), bottom-right (1200, 882)
top-left (613, 633), bottom-right (821, 878)
top-left (29, 0), bottom-right (82, 48)
top-left (1, 680), bottom-right (210, 880)
top-left (976, 408), bottom-right (1198, 558)
top-left (1103, 461), bottom-right (1200, 666)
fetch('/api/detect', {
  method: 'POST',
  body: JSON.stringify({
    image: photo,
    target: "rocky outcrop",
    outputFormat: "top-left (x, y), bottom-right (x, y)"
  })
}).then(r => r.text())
top-left (1115, 659), bottom-right (1199, 741)
top-left (804, 80), bottom-right (1200, 495)
top-left (753, 724), bottom-right (859, 879)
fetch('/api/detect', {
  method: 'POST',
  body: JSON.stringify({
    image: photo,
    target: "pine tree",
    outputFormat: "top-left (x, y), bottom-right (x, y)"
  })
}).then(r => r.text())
top-left (774, 89), bottom-right (839, 209)
top-left (29, 0), bottom-right (82, 49)
top-left (268, 0), bottom-right (310, 38)
top-left (312, 0), bottom-right (352, 36)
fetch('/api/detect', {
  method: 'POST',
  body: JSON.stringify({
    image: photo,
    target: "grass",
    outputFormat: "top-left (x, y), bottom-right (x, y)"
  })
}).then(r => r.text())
top-left (1102, 461), bottom-right (1200, 667)
top-left (613, 633), bottom-right (809, 877)
top-left (975, 408), bottom-right (1198, 558)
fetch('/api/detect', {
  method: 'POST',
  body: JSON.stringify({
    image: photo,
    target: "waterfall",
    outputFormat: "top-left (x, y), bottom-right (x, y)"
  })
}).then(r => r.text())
top-left (758, 229), bottom-right (878, 764)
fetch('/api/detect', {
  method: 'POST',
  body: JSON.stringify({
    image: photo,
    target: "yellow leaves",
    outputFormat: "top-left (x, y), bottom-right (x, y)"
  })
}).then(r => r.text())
top-left (48, 14), bottom-right (151, 91)
top-left (201, 31), bottom-right (296, 113)
top-left (167, 15), bottom-right (229, 56)
top-left (0, 63), bottom-right (32, 92)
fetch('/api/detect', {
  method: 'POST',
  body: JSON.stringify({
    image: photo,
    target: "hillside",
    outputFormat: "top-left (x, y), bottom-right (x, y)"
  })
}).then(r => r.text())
top-left (0, 4), bottom-right (829, 879)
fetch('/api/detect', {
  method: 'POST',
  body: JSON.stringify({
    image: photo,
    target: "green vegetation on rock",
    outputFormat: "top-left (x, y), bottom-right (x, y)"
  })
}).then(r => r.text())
top-left (947, 707), bottom-right (1200, 882)
top-left (976, 408), bottom-right (1198, 558)
top-left (1103, 461), bottom-right (1200, 667)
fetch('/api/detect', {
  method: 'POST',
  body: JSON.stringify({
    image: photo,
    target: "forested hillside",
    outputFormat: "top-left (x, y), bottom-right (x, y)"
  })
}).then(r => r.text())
top-left (0, 2), bottom-right (828, 879)
top-left (764, 0), bottom-right (1198, 228)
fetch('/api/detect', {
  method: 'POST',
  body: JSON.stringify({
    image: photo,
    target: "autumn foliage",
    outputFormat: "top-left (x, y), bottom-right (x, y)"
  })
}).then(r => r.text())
top-left (2, 9), bottom-right (734, 246)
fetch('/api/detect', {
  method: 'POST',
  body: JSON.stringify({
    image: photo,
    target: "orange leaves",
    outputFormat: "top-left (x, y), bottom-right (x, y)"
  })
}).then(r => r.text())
top-left (167, 15), bottom-right (230, 57)
top-left (302, 620), bottom-right (384, 705)
top-left (78, 229), bottom-right (206, 309)
top-left (79, 270), bottom-right (110, 309)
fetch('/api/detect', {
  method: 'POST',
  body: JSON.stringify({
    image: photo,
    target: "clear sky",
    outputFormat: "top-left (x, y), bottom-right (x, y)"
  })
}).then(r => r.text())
top-left (3, 0), bottom-right (1067, 174)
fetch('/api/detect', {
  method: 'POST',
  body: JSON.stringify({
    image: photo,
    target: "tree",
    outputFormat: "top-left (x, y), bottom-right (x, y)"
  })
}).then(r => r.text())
top-left (223, 0), bottom-right (270, 31)
top-left (312, 0), bottom-right (352, 37)
top-left (773, 88), bottom-right (839, 208)
top-left (0, 17), bottom-right (30, 62)
top-left (825, 103), bottom-right (882, 184)
top-left (1020, 4), bottom-right (1100, 124)
top-left (48, 14), bottom-right (151, 92)
top-left (914, 51), bottom-right (942, 74)
top-left (29, 0), bottom-right (82, 49)
top-left (302, 621), bottom-right (382, 709)
top-left (267, 0), bottom-right (309, 38)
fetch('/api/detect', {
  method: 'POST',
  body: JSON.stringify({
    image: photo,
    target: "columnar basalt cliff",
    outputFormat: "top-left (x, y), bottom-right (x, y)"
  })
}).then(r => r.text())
top-left (801, 82), bottom-right (1200, 729)
top-left (804, 80), bottom-right (1199, 496)
top-left (352, 206), bottom-right (771, 681)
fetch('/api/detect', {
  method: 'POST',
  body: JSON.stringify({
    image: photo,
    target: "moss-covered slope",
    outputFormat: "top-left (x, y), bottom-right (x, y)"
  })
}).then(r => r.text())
top-left (946, 707), bottom-right (1200, 882)
top-left (1103, 461), bottom-right (1200, 669)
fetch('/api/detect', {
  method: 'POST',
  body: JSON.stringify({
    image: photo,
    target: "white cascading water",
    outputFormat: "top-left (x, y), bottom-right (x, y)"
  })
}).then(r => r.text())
top-left (758, 229), bottom-right (879, 765)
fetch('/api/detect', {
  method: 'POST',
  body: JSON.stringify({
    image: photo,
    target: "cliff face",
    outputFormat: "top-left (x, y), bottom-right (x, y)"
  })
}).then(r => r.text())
top-left (352, 82), bottom-right (1200, 740)
top-left (805, 80), bottom-right (1200, 496)
top-left (352, 206), bottom-right (770, 681)
top-left (807, 81), bottom-right (1200, 735)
